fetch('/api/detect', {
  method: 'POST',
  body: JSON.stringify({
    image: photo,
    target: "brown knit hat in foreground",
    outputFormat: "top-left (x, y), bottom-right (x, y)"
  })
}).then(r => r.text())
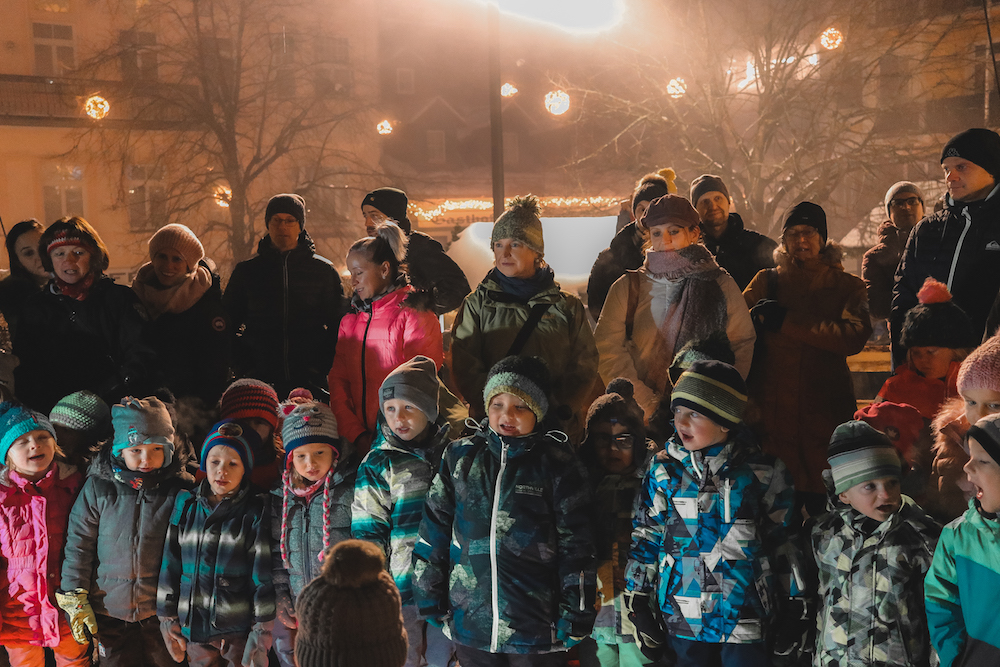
top-left (294, 539), bottom-right (408, 667)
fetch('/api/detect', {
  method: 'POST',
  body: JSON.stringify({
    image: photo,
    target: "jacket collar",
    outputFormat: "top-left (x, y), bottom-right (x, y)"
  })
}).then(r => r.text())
top-left (372, 414), bottom-right (451, 460)
top-left (255, 229), bottom-right (316, 258)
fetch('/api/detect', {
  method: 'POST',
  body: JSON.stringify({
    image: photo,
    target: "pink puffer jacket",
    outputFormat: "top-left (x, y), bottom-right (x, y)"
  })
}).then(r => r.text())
top-left (329, 286), bottom-right (443, 445)
top-left (0, 462), bottom-right (82, 647)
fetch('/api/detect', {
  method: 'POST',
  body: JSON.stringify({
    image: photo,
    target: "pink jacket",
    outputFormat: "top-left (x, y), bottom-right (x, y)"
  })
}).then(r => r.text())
top-left (329, 286), bottom-right (443, 444)
top-left (0, 462), bottom-right (82, 647)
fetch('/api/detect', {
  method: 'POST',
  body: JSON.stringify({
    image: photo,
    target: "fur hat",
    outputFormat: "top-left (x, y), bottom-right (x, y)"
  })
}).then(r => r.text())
top-left (670, 360), bottom-right (747, 430)
top-left (690, 174), bottom-right (730, 206)
top-left (281, 401), bottom-right (340, 464)
top-left (827, 420), bottom-right (901, 495)
top-left (50, 390), bottom-right (111, 440)
top-left (632, 169), bottom-right (677, 214)
top-left (265, 193), bottom-right (306, 228)
top-left (200, 419), bottom-right (259, 472)
top-left (781, 201), bottom-right (828, 243)
top-left (380, 356), bottom-right (440, 423)
top-left (853, 401), bottom-right (924, 465)
top-left (149, 223), bottom-right (205, 272)
top-left (884, 181), bottom-right (924, 217)
top-left (900, 278), bottom-right (976, 350)
top-left (220, 379), bottom-right (279, 431)
top-left (491, 195), bottom-right (544, 256)
top-left (0, 401), bottom-right (56, 466)
top-left (639, 194), bottom-right (700, 230)
top-left (968, 413), bottom-right (1000, 465)
top-left (111, 397), bottom-right (176, 465)
top-left (958, 334), bottom-right (1000, 395)
top-left (483, 356), bottom-right (551, 425)
top-left (583, 378), bottom-right (646, 466)
top-left (941, 128), bottom-right (1000, 180)
top-left (362, 187), bottom-right (410, 233)
top-left (294, 539), bottom-right (407, 667)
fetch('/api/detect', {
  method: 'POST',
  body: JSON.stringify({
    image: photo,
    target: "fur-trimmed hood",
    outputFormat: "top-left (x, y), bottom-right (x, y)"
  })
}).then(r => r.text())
top-left (774, 239), bottom-right (845, 269)
top-left (87, 440), bottom-right (193, 484)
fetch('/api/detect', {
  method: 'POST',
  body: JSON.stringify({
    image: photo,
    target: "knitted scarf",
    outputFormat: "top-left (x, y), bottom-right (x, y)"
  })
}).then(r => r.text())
top-left (487, 265), bottom-right (555, 302)
top-left (279, 465), bottom-right (336, 568)
top-left (54, 272), bottom-right (95, 301)
top-left (131, 263), bottom-right (212, 320)
top-left (110, 455), bottom-right (166, 491)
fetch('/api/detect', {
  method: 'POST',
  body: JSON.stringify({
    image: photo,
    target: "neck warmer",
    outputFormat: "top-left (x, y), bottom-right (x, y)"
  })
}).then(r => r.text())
top-left (132, 263), bottom-right (212, 320)
top-left (54, 272), bottom-right (96, 301)
top-left (487, 265), bottom-right (555, 301)
top-left (111, 455), bottom-right (166, 491)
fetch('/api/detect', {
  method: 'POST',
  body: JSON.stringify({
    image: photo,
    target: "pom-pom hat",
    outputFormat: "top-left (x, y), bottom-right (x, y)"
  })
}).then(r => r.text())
top-left (483, 356), bottom-right (551, 424)
top-left (200, 419), bottom-right (259, 472)
top-left (281, 401), bottom-right (340, 464)
top-left (632, 168), bottom-right (677, 213)
top-left (491, 195), bottom-right (544, 256)
top-left (899, 278), bottom-right (976, 350)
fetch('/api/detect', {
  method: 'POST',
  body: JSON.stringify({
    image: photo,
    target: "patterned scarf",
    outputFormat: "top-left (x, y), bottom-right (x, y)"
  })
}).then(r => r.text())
top-left (54, 272), bottom-right (96, 301)
top-left (111, 455), bottom-right (166, 490)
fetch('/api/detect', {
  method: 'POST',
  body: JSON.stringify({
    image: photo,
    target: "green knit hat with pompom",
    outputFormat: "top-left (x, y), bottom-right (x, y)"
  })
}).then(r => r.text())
top-left (491, 194), bottom-right (544, 256)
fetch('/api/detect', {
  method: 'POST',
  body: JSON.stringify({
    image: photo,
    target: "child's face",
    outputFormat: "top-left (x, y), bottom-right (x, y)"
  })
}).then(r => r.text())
top-left (205, 445), bottom-right (245, 497)
top-left (962, 387), bottom-right (1000, 425)
top-left (383, 398), bottom-right (430, 442)
top-left (291, 442), bottom-right (338, 483)
top-left (121, 443), bottom-right (165, 473)
top-left (909, 346), bottom-right (953, 380)
top-left (488, 393), bottom-right (537, 437)
top-left (965, 437), bottom-right (1000, 514)
top-left (592, 421), bottom-right (635, 474)
top-left (6, 430), bottom-right (56, 480)
top-left (672, 405), bottom-right (729, 451)
top-left (838, 476), bottom-right (902, 522)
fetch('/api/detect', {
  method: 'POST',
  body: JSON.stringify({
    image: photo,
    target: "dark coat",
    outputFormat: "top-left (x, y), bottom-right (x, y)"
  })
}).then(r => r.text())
top-left (13, 275), bottom-right (156, 413)
top-left (702, 213), bottom-right (778, 291)
top-left (0, 274), bottom-right (43, 341)
top-left (223, 231), bottom-right (344, 398)
top-left (586, 222), bottom-right (645, 320)
top-left (406, 231), bottom-right (471, 315)
top-left (862, 220), bottom-right (909, 320)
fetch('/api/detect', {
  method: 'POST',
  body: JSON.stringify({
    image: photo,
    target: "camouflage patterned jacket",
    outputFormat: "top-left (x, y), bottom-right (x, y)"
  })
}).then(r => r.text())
top-left (811, 496), bottom-right (940, 667)
top-left (625, 430), bottom-right (802, 644)
top-left (412, 423), bottom-right (597, 653)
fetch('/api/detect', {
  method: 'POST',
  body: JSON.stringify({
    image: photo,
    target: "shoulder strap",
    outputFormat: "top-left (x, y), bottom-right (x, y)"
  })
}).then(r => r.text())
top-left (625, 271), bottom-right (640, 340)
top-left (506, 303), bottom-right (551, 357)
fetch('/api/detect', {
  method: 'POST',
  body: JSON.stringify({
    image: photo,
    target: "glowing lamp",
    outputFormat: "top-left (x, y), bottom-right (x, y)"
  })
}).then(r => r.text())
top-left (84, 95), bottom-right (110, 120)
top-left (377, 120), bottom-right (393, 135)
top-left (213, 185), bottom-right (232, 208)
top-left (666, 78), bottom-right (687, 99)
top-left (820, 27), bottom-right (843, 50)
top-left (500, 83), bottom-right (518, 97)
top-left (544, 90), bottom-right (570, 115)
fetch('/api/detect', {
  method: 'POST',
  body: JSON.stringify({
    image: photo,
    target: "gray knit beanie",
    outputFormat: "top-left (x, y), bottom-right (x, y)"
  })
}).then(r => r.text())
top-left (491, 195), bottom-right (544, 256)
top-left (380, 356), bottom-right (440, 423)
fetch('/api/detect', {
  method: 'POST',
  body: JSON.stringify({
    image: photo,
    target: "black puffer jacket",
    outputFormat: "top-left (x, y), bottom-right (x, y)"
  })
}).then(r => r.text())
top-left (407, 231), bottom-right (471, 315)
top-left (862, 220), bottom-right (909, 320)
top-left (223, 231), bottom-right (344, 398)
top-left (586, 222), bottom-right (645, 320)
top-left (0, 274), bottom-right (43, 341)
top-left (701, 213), bottom-right (778, 290)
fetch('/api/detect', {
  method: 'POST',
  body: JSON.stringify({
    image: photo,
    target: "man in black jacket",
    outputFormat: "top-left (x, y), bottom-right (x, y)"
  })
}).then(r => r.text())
top-left (223, 193), bottom-right (344, 398)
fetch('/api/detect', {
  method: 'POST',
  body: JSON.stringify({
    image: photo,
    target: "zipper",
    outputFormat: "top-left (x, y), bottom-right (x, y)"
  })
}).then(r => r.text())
top-left (489, 441), bottom-right (509, 652)
top-left (282, 254), bottom-right (291, 383)
top-left (360, 311), bottom-right (374, 431)
top-left (724, 479), bottom-right (732, 523)
top-left (579, 571), bottom-right (585, 612)
top-left (946, 209), bottom-right (972, 291)
top-left (133, 488), bottom-right (144, 620)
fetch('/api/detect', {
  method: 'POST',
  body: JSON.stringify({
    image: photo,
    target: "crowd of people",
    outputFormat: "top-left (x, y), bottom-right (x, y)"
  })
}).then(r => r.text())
top-left (1, 127), bottom-right (999, 667)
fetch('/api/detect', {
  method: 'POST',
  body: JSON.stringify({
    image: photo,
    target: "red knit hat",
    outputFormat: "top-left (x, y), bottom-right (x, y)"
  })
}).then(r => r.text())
top-left (219, 379), bottom-right (279, 430)
top-left (854, 401), bottom-right (924, 464)
top-left (958, 334), bottom-right (1000, 395)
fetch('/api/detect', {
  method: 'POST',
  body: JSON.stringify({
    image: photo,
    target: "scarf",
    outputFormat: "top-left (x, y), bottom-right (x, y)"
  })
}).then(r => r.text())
top-left (132, 263), bottom-right (212, 320)
top-left (111, 455), bottom-right (166, 491)
top-left (487, 265), bottom-right (555, 302)
top-left (54, 272), bottom-right (96, 301)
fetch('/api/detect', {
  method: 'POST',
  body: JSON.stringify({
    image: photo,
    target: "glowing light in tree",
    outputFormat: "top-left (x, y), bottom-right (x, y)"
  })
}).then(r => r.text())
top-left (213, 185), bottom-right (232, 208)
top-left (820, 27), bottom-right (843, 50)
top-left (544, 90), bottom-right (570, 115)
top-left (410, 195), bottom-right (621, 221)
top-left (500, 83), bottom-right (518, 97)
top-left (376, 120), bottom-right (393, 135)
top-left (84, 95), bottom-right (110, 120)
top-left (808, 54), bottom-right (820, 66)
top-left (666, 78), bottom-right (687, 98)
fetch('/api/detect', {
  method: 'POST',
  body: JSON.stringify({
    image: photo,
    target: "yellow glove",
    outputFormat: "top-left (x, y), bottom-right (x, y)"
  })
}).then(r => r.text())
top-left (54, 589), bottom-right (98, 645)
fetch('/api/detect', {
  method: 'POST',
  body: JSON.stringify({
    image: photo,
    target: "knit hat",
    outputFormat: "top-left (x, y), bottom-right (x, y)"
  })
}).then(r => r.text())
top-left (899, 278), bottom-right (976, 350)
top-left (483, 356), bottom-right (550, 424)
top-left (827, 420), bottom-right (902, 495)
top-left (380, 356), bottom-right (440, 423)
top-left (219, 379), bottom-right (279, 431)
top-left (50, 390), bottom-right (111, 439)
top-left (632, 168), bottom-right (677, 214)
top-left (853, 401), bottom-right (924, 464)
top-left (491, 195), bottom-right (544, 256)
top-left (883, 181), bottom-right (925, 217)
top-left (111, 397), bottom-right (175, 465)
top-left (362, 187), bottom-right (411, 233)
top-left (639, 194), bottom-right (701, 230)
top-left (957, 334), bottom-right (1000, 394)
top-left (670, 360), bottom-right (747, 430)
top-left (200, 419), bottom-right (259, 472)
top-left (0, 401), bottom-right (56, 466)
top-left (265, 193), bottom-right (306, 228)
top-left (585, 378), bottom-right (646, 445)
top-left (149, 223), bottom-right (205, 272)
top-left (941, 128), bottom-right (1000, 180)
top-left (294, 539), bottom-right (408, 667)
top-left (690, 174), bottom-right (731, 206)
top-left (281, 401), bottom-right (340, 463)
top-left (668, 333), bottom-right (736, 387)
top-left (968, 413), bottom-right (1000, 465)
top-left (781, 201), bottom-right (828, 243)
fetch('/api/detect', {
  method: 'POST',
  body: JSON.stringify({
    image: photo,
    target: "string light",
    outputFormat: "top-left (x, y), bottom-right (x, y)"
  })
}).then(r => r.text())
top-left (213, 185), bottom-right (232, 208)
top-left (84, 95), bottom-right (110, 120)
top-left (501, 83), bottom-right (518, 97)
top-left (820, 27), bottom-right (843, 50)
top-left (410, 195), bottom-right (620, 221)
top-left (544, 90), bottom-right (570, 115)
top-left (376, 120), bottom-right (393, 135)
top-left (666, 78), bottom-right (687, 98)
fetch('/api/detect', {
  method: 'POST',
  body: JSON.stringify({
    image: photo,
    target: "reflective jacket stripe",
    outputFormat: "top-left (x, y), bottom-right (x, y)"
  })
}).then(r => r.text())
top-left (489, 442), bottom-right (509, 652)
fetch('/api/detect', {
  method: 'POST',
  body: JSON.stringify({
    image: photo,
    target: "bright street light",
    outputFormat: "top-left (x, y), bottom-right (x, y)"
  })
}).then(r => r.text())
top-left (545, 90), bottom-right (570, 115)
top-left (500, 83), bottom-right (518, 97)
top-left (84, 95), bottom-right (109, 120)
top-left (820, 27), bottom-right (843, 50)
top-left (666, 78), bottom-right (687, 99)
top-left (377, 120), bottom-right (393, 135)
top-left (470, 0), bottom-right (623, 33)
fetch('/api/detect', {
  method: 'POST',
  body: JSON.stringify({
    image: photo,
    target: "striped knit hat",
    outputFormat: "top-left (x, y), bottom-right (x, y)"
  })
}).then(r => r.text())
top-left (483, 356), bottom-right (550, 423)
top-left (967, 413), bottom-right (1000, 465)
top-left (828, 420), bottom-right (901, 494)
top-left (200, 419), bottom-right (259, 472)
top-left (219, 379), bottom-right (279, 431)
top-left (0, 401), bottom-right (56, 466)
top-left (50, 390), bottom-right (111, 439)
top-left (670, 360), bottom-right (747, 430)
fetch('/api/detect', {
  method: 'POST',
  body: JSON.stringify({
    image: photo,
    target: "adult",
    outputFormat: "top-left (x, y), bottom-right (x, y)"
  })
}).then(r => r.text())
top-left (690, 174), bottom-right (777, 290)
top-left (224, 193), bottom-right (345, 399)
top-left (361, 187), bottom-right (471, 315)
top-left (743, 202), bottom-right (871, 516)
top-left (13, 217), bottom-right (156, 412)
top-left (892, 128), bottom-right (1000, 365)
top-left (0, 219), bottom-right (50, 339)
top-left (587, 168), bottom-right (676, 320)
top-left (131, 223), bottom-right (230, 405)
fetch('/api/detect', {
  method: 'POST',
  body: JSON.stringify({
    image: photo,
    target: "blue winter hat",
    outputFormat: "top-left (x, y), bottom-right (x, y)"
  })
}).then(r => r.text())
top-left (0, 401), bottom-right (56, 465)
top-left (281, 401), bottom-right (340, 465)
top-left (111, 397), bottom-right (176, 466)
top-left (200, 419), bottom-right (259, 472)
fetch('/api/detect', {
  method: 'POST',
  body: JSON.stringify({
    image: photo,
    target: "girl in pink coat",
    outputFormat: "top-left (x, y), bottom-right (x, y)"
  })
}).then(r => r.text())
top-left (328, 222), bottom-right (443, 452)
top-left (0, 402), bottom-right (85, 667)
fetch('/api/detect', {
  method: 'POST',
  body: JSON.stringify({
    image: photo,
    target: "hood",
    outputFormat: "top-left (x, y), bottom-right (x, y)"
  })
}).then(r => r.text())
top-left (931, 395), bottom-right (968, 458)
top-left (88, 441), bottom-right (193, 483)
top-left (372, 413), bottom-right (451, 459)
top-left (256, 229), bottom-right (316, 257)
top-left (774, 239), bottom-right (845, 270)
top-left (660, 422), bottom-right (761, 472)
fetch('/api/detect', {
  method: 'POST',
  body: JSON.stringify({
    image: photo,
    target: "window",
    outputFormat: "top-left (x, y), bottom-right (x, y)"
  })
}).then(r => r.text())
top-left (316, 36), bottom-right (348, 64)
top-left (43, 165), bottom-right (84, 223)
top-left (396, 68), bottom-right (414, 95)
top-left (33, 0), bottom-right (70, 12)
top-left (120, 30), bottom-right (158, 81)
top-left (33, 23), bottom-right (74, 76)
top-left (503, 131), bottom-right (519, 167)
top-left (125, 165), bottom-right (167, 232)
top-left (426, 130), bottom-right (446, 164)
top-left (315, 67), bottom-right (352, 97)
top-left (271, 33), bottom-right (295, 67)
top-left (200, 36), bottom-right (233, 75)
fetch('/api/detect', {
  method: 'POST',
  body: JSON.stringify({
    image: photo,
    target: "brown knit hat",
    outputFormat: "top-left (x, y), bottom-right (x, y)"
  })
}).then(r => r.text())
top-left (294, 540), bottom-right (408, 667)
top-left (639, 194), bottom-right (701, 230)
top-left (491, 195), bottom-right (544, 256)
top-left (149, 224), bottom-right (205, 272)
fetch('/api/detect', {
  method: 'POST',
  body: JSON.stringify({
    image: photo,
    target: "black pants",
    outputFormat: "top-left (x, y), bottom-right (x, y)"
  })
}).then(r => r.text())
top-left (95, 615), bottom-right (177, 667)
top-left (454, 645), bottom-right (567, 667)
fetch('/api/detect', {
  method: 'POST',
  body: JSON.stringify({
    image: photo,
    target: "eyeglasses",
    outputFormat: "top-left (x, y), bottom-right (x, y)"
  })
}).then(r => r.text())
top-left (890, 197), bottom-right (922, 209)
top-left (593, 433), bottom-right (635, 450)
top-left (782, 228), bottom-right (819, 241)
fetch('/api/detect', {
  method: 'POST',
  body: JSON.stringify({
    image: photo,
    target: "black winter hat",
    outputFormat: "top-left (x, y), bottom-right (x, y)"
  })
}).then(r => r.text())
top-left (585, 378), bottom-right (646, 444)
top-left (483, 356), bottom-right (551, 424)
top-left (690, 174), bottom-right (730, 206)
top-left (265, 193), bottom-right (306, 228)
top-left (631, 169), bottom-right (676, 214)
top-left (941, 128), bottom-right (1000, 180)
top-left (781, 201), bottom-right (827, 243)
top-left (900, 278), bottom-right (977, 350)
top-left (968, 413), bottom-right (1000, 465)
top-left (362, 187), bottom-right (411, 233)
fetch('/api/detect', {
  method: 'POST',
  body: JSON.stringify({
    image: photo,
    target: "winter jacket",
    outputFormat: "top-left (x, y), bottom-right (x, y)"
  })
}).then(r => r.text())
top-left (876, 360), bottom-right (960, 421)
top-left (412, 423), bottom-right (597, 653)
top-left (407, 231), bottom-right (471, 315)
top-left (224, 231), bottom-right (345, 398)
top-left (270, 453), bottom-right (358, 599)
top-left (625, 431), bottom-right (801, 644)
top-left (0, 274), bottom-right (43, 341)
top-left (587, 222), bottom-right (645, 321)
top-left (157, 479), bottom-right (274, 643)
top-left (13, 276), bottom-right (157, 413)
top-left (891, 191), bottom-right (1000, 366)
top-left (743, 243), bottom-right (871, 495)
top-left (0, 462), bottom-right (82, 647)
top-left (702, 213), bottom-right (778, 291)
top-left (328, 285), bottom-right (443, 445)
top-left (351, 414), bottom-right (451, 606)
top-left (60, 447), bottom-right (192, 623)
top-left (450, 274), bottom-right (600, 439)
top-left (811, 496), bottom-right (939, 667)
top-left (862, 220), bottom-right (909, 320)
top-left (594, 256), bottom-right (756, 419)
top-left (926, 397), bottom-right (974, 523)
top-left (925, 501), bottom-right (1000, 667)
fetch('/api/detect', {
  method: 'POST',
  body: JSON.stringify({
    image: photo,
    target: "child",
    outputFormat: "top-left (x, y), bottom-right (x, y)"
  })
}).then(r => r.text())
top-left (329, 221), bottom-right (443, 452)
top-left (157, 420), bottom-right (274, 667)
top-left (49, 390), bottom-right (112, 470)
top-left (811, 420), bottom-right (939, 667)
top-left (271, 400), bottom-right (357, 667)
top-left (352, 355), bottom-right (455, 667)
top-left (450, 195), bottom-right (600, 441)
top-left (625, 360), bottom-right (802, 666)
top-left (876, 278), bottom-right (975, 419)
top-left (924, 413), bottom-right (1000, 666)
top-left (59, 396), bottom-right (192, 666)
top-left (577, 378), bottom-right (656, 667)
top-left (413, 355), bottom-right (597, 665)
top-left (0, 402), bottom-right (86, 667)
top-left (219, 378), bottom-right (282, 489)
